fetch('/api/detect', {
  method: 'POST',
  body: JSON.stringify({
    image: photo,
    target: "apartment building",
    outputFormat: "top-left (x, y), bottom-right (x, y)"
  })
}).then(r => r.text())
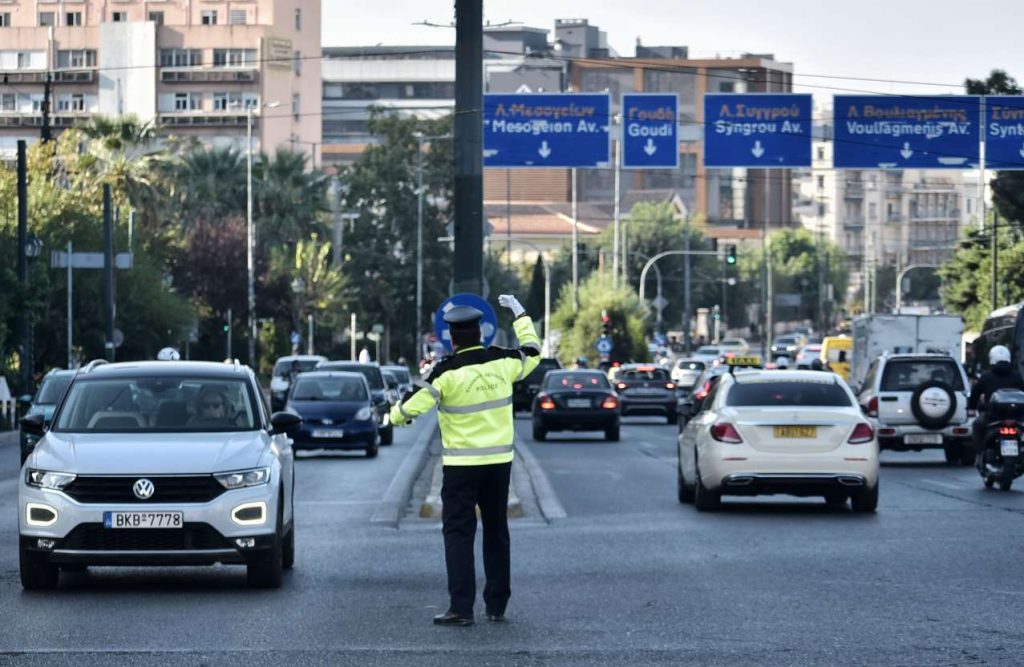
top-left (0, 0), bottom-right (320, 162)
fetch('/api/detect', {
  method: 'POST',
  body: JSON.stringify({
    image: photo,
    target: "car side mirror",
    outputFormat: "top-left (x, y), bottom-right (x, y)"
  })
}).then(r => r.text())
top-left (21, 413), bottom-right (46, 437)
top-left (269, 411), bottom-right (302, 435)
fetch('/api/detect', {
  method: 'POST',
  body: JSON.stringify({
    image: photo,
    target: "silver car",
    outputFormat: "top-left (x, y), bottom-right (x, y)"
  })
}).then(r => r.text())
top-left (18, 360), bottom-right (299, 590)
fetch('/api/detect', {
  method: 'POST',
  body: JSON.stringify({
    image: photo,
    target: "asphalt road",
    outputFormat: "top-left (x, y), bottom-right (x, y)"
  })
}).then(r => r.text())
top-left (1, 417), bottom-right (1024, 665)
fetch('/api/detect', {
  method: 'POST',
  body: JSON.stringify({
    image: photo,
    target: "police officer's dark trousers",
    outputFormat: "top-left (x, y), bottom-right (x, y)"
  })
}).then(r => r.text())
top-left (440, 461), bottom-right (512, 616)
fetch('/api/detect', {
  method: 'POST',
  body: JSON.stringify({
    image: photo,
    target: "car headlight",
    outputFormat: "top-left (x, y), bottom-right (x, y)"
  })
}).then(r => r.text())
top-left (214, 467), bottom-right (271, 490)
top-left (355, 407), bottom-right (373, 421)
top-left (26, 469), bottom-right (76, 490)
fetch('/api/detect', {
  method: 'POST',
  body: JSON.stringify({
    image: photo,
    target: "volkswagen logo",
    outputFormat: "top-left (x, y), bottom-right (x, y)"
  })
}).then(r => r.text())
top-left (132, 478), bottom-right (155, 500)
top-left (322, 418), bottom-right (334, 425)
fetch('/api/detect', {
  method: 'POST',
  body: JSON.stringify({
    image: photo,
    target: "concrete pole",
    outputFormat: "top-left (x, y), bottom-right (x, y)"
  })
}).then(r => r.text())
top-left (571, 168), bottom-right (579, 312)
top-left (451, 0), bottom-right (483, 295)
top-left (612, 131), bottom-right (621, 289)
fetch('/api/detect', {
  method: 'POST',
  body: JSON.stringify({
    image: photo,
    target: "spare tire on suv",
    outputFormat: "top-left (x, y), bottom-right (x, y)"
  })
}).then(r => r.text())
top-left (910, 380), bottom-right (957, 429)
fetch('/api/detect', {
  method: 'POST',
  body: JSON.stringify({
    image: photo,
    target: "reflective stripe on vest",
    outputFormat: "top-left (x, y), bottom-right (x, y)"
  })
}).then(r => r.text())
top-left (442, 444), bottom-right (514, 457)
top-left (437, 396), bottom-right (512, 414)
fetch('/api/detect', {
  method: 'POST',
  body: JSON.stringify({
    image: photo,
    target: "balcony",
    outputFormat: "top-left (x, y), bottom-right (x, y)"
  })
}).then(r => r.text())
top-left (159, 112), bottom-right (248, 127)
top-left (844, 183), bottom-right (864, 198)
top-left (0, 69), bottom-right (97, 85)
top-left (160, 68), bottom-right (258, 84)
top-left (843, 216), bottom-right (865, 229)
top-left (886, 213), bottom-right (903, 223)
top-left (0, 113), bottom-right (81, 128)
top-left (910, 209), bottom-right (961, 221)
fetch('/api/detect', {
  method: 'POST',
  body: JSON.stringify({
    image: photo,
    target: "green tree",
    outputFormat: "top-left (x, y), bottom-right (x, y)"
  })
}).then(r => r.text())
top-left (551, 274), bottom-right (647, 365)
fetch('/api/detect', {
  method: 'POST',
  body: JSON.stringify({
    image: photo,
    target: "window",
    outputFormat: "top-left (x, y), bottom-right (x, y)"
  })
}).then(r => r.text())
top-left (112, 11), bottom-right (127, 23)
top-left (212, 92), bottom-right (244, 111)
top-left (727, 381), bottom-right (852, 407)
top-left (0, 93), bottom-right (15, 111)
top-left (57, 94), bottom-right (85, 112)
top-left (160, 49), bottom-right (202, 67)
top-left (294, 8), bottom-right (301, 30)
top-left (148, 11), bottom-right (163, 26)
top-left (65, 12), bottom-right (82, 27)
top-left (292, 93), bottom-right (300, 118)
top-left (880, 360), bottom-right (964, 392)
top-left (0, 13), bottom-right (10, 27)
top-left (544, 372), bottom-right (610, 389)
top-left (173, 93), bottom-right (201, 111)
top-left (293, 50), bottom-right (301, 76)
top-left (868, 202), bottom-right (877, 220)
top-left (228, 9), bottom-right (247, 25)
top-left (817, 175), bottom-right (825, 189)
top-left (39, 12), bottom-right (54, 26)
top-left (201, 10), bottom-right (217, 25)
top-left (17, 52), bottom-right (30, 69)
top-left (213, 48), bottom-right (256, 67)
top-left (817, 146), bottom-right (825, 161)
top-left (56, 49), bottom-right (96, 68)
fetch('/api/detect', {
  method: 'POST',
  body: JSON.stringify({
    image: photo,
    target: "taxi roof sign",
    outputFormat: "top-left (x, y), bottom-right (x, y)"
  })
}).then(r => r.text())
top-left (725, 355), bottom-right (763, 368)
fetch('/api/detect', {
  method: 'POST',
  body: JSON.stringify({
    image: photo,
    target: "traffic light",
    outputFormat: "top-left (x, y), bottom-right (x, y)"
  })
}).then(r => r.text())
top-left (725, 244), bottom-right (737, 265)
top-left (601, 309), bottom-right (610, 337)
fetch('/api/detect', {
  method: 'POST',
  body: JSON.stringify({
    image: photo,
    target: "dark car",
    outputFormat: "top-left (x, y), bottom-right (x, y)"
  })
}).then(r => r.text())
top-left (316, 362), bottom-right (394, 445)
top-left (513, 357), bottom-right (562, 412)
top-left (677, 365), bottom-right (729, 430)
top-left (20, 369), bottom-right (75, 464)
top-left (614, 364), bottom-right (677, 423)
top-left (286, 371), bottom-right (379, 458)
top-left (532, 370), bottom-right (620, 442)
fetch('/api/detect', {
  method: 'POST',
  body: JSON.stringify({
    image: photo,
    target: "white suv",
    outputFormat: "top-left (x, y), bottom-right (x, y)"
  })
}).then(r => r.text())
top-left (19, 360), bottom-right (299, 590)
top-left (855, 354), bottom-right (973, 465)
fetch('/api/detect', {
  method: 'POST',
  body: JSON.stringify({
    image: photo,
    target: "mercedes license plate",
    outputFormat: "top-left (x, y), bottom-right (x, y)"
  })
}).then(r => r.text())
top-left (313, 429), bottom-right (345, 438)
top-left (104, 511), bottom-right (183, 529)
top-left (905, 434), bottom-right (943, 445)
top-left (1001, 440), bottom-right (1019, 457)
top-left (567, 399), bottom-right (591, 409)
top-left (773, 425), bottom-right (816, 439)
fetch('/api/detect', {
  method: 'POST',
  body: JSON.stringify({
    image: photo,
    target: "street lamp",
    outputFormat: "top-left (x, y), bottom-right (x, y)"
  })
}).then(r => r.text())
top-left (246, 99), bottom-right (280, 370)
top-left (413, 131), bottom-right (452, 367)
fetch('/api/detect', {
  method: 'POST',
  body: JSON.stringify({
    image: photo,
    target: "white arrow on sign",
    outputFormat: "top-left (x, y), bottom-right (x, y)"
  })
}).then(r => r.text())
top-left (1019, 143), bottom-right (1024, 159)
top-left (643, 138), bottom-right (657, 156)
top-left (538, 141), bottom-right (552, 159)
top-left (900, 142), bottom-right (914, 159)
top-left (751, 140), bottom-right (765, 158)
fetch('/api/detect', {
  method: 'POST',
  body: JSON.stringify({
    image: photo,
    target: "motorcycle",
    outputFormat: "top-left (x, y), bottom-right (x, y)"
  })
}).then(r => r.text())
top-left (977, 389), bottom-right (1024, 491)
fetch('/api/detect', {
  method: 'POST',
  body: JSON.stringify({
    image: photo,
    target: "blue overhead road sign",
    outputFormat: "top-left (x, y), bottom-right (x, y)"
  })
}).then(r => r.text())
top-left (483, 93), bottom-right (611, 168)
top-left (622, 93), bottom-right (679, 168)
top-left (703, 94), bottom-right (813, 168)
top-left (433, 294), bottom-right (498, 354)
top-left (985, 96), bottom-right (1024, 170)
top-left (833, 95), bottom-right (980, 169)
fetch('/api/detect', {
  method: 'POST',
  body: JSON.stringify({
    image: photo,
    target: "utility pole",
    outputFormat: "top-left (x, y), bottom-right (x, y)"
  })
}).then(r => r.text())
top-left (17, 141), bottom-right (30, 395)
top-left (683, 214), bottom-right (692, 354)
top-left (451, 0), bottom-right (483, 295)
top-left (571, 168), bottom-right (579, 312)
top-left (226, 308), bottom-right (233, 360)
top-left (103, 184), bottom-right (115, 362)
top-left (992, 210), bottom-right (999, 311)
top-left (332, 176), bottom-right (343, 268)
top-left (760, 171), bottom-right (770, 358)
top-left (41, 71), bottom-right (52, 142)
top-left (612, 129), bottom-right (621, 289)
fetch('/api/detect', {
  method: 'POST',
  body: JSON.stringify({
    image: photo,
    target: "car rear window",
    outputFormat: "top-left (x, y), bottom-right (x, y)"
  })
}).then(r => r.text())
top-left (273, 359), bottom-right (321, 377)
top-left (621, 368), bottom-right (670, 381)
top-left (525, 359), bottom-right (561, 383)
top-left (292, 377), bottom-right (367, 402)
top-left (676, 360), bottom-right (705, 371)
top-left (880, 360), bottom-right (964, 391)
top-left (727, 381), bottom-right (852, 407)
top-left (696, 347), bottom-right (719, 355)
top-left (387, 369), bottom-right (410, 384)
top-left (545, 372), bottom-right (610, 389)
top-left (319, 364), bottom-right (384, 390)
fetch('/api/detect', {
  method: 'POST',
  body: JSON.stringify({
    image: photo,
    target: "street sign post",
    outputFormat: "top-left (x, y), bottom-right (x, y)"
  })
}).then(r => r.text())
top-left (984, 95), bottom-right (1024, 170)
top-left (596, 337), bottom-right (613, 354)
top-left (833, 95), bottom-right (981, 169)
top-left (483, 93), bottom-right (611, 168)
top-left (622, 93), bottom-right (679, 168)
top-left (703, 94), bottom-right (813, 167)
top-left (433, 293), bottom-right (498, 353)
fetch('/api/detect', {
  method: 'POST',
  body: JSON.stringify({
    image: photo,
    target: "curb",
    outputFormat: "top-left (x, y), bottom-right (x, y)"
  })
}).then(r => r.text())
top-left (370, 415), bottom-right (438, 527)
top-left (514, 440), bottom-right (567, 522)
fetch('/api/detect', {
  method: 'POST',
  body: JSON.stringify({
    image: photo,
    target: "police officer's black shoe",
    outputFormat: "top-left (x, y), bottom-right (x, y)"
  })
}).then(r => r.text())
top-left (433, 610), bottom-right (474, 626)
top-left (486, 612), bottom-right (506, 623)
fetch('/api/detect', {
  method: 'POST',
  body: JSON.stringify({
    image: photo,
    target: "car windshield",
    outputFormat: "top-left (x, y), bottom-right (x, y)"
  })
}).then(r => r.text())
top-left (727, 380), bottom-right (852, 407)
top-left (291, 377), bottom-right (367, 402)
top-left (383, 373), bottom-right (398, 389)
top-left (722, 339), bottom-right (744, 346)
top-left (320, 364), bottom-right (384, 390)
top-left (696, 347), bottom-right (719, 355)
top-left (621, 368), bottom-right (670, 381)
top-left (52, 376), bottom-right (258, 433)
top-left (676, 360), bottom-right (705, 371)
top-left (36, 375), bottom-right (72, 404)
top-left (545, 372), bottom-right (610, 389)
top-left (880, 360), bottom-right (964, 391)
top-left (386, 368), bottom-right (410, 384)
top-left (774, 337), bottom-right (796, 345)
top-left (273, 359), bottom-right (321, 377)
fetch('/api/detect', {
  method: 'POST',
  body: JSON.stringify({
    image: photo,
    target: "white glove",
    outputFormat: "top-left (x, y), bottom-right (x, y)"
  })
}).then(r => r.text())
top-left (498, 294), bottom-right (525, 318)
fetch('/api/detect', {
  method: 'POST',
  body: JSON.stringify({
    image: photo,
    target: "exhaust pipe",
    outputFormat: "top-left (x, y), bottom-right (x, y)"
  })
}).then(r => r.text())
top-left (837, 476), bottom-right (864, 487)
top-left (727, 476), bottom-right (754, 486)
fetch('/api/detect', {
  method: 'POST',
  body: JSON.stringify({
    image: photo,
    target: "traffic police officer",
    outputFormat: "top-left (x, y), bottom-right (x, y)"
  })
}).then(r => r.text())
top-left (390, 294), bottom-right (541, 626)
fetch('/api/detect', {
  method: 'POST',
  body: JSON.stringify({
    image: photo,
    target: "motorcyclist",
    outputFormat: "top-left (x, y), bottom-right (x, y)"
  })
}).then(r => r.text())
top-left (969, 345), bottom-right (1024, 460)
top-left (157, 347), bottom-right (181, 361)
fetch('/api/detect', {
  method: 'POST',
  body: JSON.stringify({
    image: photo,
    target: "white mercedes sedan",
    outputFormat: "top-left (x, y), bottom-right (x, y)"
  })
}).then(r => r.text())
top-left (677, 369), bottom-right (879, 512)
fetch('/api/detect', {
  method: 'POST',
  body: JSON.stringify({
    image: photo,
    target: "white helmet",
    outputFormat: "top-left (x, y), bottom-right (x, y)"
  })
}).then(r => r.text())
top-left (990, 345), bottom-right (1011, 366)
top-left (157, 347), bottom-right (181, 361)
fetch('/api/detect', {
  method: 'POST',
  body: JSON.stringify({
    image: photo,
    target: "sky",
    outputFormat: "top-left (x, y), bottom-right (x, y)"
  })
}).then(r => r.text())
top-left (322, 0), bottom-right (1024, 97)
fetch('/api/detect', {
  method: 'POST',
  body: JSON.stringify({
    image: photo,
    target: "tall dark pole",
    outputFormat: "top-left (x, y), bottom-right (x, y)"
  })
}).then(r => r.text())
top-left (452, 0), bottom-right (483, 296)
top-left (41, 71), bottom-right (53, 142)
top-left (17, 140), bottom-right (30, 395)
top-left (991, 210), bottom-right (998, 311)
top-left (103, 184), bottom-right (115, 362)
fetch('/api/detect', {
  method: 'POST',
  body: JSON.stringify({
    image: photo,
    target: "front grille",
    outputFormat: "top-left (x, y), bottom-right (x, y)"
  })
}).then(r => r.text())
top-left (60, 523), bottom-right (233, 551)
top-left (63, 475), bottom-right (226, 504)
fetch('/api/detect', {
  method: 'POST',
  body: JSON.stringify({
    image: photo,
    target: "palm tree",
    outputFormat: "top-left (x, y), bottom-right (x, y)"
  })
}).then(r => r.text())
top-left (254, 150), bottom-right (329, 248)
top-left (171, 146), bottom-right (247, 228)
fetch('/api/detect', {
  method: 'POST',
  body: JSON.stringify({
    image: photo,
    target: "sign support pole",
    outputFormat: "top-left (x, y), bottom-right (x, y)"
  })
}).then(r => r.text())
top-left (613, 127), bottom-right (621, 289)
top-left (103, 184), bottom-right (115, 363)
top-left (452, 0), bottom-right (483, 296)
top-left (571, 168), bottom-right (579, 313)
top-left (67, 241), bottom-right (73, 369)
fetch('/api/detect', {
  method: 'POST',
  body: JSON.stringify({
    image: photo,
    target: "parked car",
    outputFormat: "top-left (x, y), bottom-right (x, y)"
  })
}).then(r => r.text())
top-left (614, 364), bottom-right (677, 423)
top-left (269, 355), bottom-right (326, 411)
top-left (856, 353), bottom-right (973, 465)
top-left (381, 365), bottom-right (414, 397)
top-left (670, 359), bottom-right (706, 392)
top-left (286, 371), bottom-right (379, 458)
top-left (20, 369), bottom-right (75, 465)
top-left (315, 361), bottom-right (394, 445)
top-left (532, 370), bottom-right (620, 442)
top-left (513, 357), bottom-right (562, 412)
top-left (18, 359), bottom-right (300, 590)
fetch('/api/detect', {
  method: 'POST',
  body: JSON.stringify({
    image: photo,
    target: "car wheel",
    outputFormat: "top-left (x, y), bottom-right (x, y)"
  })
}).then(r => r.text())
top-left (282, 523), bottom-right (295, 570)
top-left (677, 464), bottom-right (695, 504)
top-left (365, 440), bottom-right (379, 458)
top-left (605, 424), bottom-right (620, 442)
top-left (247, 498), bottom-right (284, 589)
top-left (694, 464), bottom-right (721, 512)
top-left (824, 492), bottom-right (848, 507)
top-left (20, 544), bottom-right (59, 591)
top-left (851, 482), bottom-right (879, 513)
top-left (532, 422), bottom-right (546, 441)
top-left (943, 444), bottom-right (959, 465)
top-left (380, 423), bottom-right (394, 446)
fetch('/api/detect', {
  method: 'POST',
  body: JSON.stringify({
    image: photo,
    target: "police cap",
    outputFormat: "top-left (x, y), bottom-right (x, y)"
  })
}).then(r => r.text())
top-left (444, 305), bottom-right (484, 330)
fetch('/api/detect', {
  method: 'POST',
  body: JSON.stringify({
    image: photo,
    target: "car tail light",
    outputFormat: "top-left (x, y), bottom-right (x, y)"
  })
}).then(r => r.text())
top-left (538, 395), bottom-right (555, 410)
top-left (848, 423), bottom-right (874, 444)
top-left (998, 420), bottom-right (1019, 436)
top-left (601, 397), bottom-right (618, 409)
top-left (710, 422), bottom-right (743, 444)
top-left (867, 397), bottom-right (878, 418)
top-left (694, 381), bottom-right (711, 400)
top-left (616, 382), bottom-right (627, 390)
top-left (665, 382), bottom-right (676, 390)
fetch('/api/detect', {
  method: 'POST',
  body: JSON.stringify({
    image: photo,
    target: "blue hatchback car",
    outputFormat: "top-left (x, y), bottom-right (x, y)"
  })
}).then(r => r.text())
top-left (286, 371), bottom-right (380, 458)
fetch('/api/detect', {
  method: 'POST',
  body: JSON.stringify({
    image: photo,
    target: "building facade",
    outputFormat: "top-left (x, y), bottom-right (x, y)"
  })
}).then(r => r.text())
top-left (0, 0), bottom-right (320, 162)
